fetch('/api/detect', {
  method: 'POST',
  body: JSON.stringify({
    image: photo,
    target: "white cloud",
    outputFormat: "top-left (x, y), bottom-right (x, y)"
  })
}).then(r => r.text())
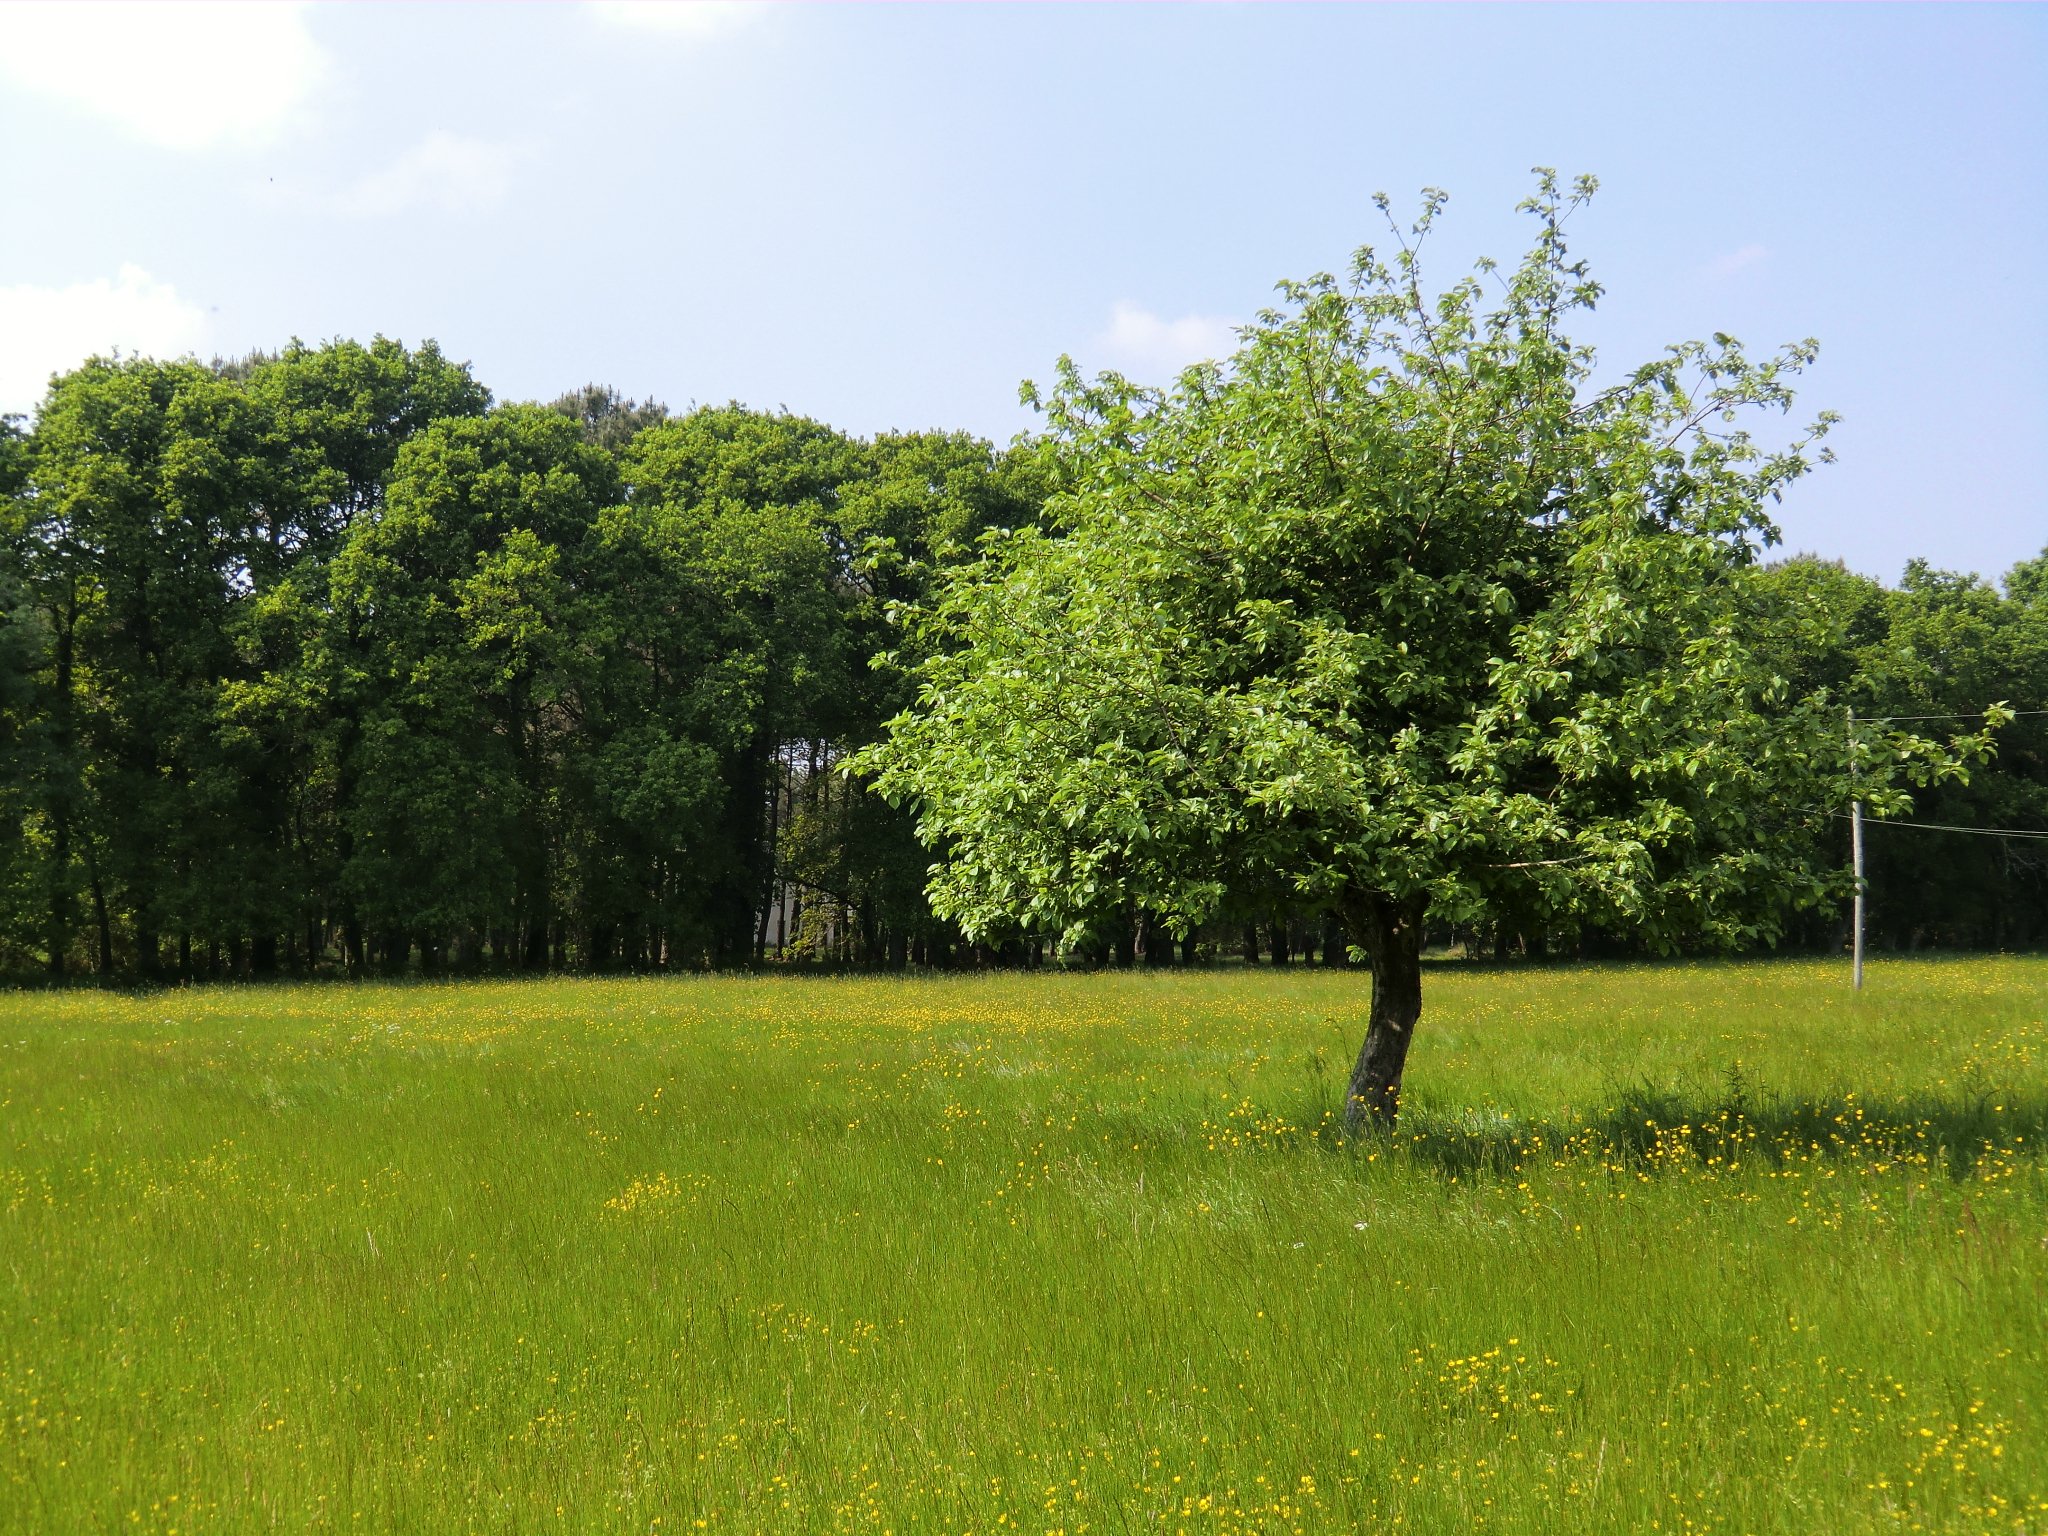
top-left (1096, 301), bottom-right (1240, 381)
top-left (0, 266), bottom-right (210, 416)
top-left (588, 2), bottom-right (762, 37)
top-left (326, 133), bottom-right (522, 218)
top-left (1707, 243), bottom-right (1769, 279)
top-left (0, 2), bottom-right (327, 151)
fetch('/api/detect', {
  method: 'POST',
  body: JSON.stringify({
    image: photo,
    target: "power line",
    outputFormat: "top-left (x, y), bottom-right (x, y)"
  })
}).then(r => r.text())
top-left (1853, 709), bottom-right (2048, 723)
top-left (1839, 701), bottom-right (2042, 992)
top-left (1831, 812), bottom-right (2048, 841)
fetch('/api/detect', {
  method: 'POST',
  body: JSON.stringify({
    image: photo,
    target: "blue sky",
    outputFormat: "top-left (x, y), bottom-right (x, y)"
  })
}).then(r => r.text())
top-left (2, 2), bottom-right (2041, 585)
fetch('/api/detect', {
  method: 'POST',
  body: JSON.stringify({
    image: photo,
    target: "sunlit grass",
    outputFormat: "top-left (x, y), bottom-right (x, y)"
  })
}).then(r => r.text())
top-left (2, 956), bottom-right (2043, 1533)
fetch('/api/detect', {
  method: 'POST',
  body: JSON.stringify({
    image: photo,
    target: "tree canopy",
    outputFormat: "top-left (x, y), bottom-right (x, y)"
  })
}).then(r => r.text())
top-left (0, 342), bottom-right (1034, 979)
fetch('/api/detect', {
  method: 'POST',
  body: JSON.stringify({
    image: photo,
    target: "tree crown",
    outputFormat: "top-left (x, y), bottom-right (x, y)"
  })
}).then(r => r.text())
top-left (862, 174), bottom-right (1992, 951)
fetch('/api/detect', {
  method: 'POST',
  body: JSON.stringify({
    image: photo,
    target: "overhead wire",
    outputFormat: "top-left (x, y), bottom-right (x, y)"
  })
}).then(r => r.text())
top-left (1831, 812), bottom-right (2048, 841)
top-left (1851, 709), bottom-right (2048, 723)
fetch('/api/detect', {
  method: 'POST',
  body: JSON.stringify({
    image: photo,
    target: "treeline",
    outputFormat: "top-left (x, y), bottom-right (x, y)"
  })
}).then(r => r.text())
top-left (1753, 555), bottom-right (2047, 953)
top-left (0, 342), bottom-right (1046, 980)
top-left (0, 340), bottom-right (2041, 981)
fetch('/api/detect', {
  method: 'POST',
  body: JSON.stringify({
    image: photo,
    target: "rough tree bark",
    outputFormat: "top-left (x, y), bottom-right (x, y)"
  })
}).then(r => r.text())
top-left (45, 613), bottom-right (75, 979)
top-left (753, 743), bottom-right (785, 967)
top-left (89, 870), bottom-right (113, 982)
top-left (1340, 891), bottom-right (1427, 1130)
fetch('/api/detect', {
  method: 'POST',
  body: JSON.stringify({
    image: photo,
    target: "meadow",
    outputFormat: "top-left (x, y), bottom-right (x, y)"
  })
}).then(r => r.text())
top-left (1, 957), bottom-right (2043, 1535)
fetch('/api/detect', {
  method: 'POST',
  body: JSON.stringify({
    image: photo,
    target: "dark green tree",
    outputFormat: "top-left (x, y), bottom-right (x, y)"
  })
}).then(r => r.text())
top-left (1749, 553), bottom-right (2046, 952)
top-left (15, 358), bottom-right (269, 978)
top-left (617, 408), bottom-right (863, 962)
top-left (2004, 547), bottom-right (2048, 610)
top-left (229, 338), bottom-right (492, 973)
top-left (1855, 561), bottom-right (2048, 949)
top-left (548, 383), bottom-right (669, 453)
top-left (325, 406), bottom-right (618, 970)
top-left (0, 415), bottom-right (46, 972)
top-left (790, 431), bottom-right (1050, 965)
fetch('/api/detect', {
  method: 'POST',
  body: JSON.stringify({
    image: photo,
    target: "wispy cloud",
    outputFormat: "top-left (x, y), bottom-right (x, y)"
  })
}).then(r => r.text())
top-left (322, 133), bottom-right (524, 219)
top-left (0, 266), bottom-right (210, 416)
top-left (0, 1), bottom-right (327, 151)
top-left (1095, 301), bottom-right (1240, 381)
top-left (587, 2), bottom-right (764, 38)
top-left (1707, 243), bottom-right (1769, 280)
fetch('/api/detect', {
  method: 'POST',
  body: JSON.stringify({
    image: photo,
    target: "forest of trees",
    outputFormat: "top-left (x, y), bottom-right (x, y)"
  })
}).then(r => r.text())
top-left (0, 338), bottom-right (2041, 982)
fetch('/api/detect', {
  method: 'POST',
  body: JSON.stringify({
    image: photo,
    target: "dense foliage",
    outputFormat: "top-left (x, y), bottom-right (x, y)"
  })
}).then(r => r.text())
top-left (0, 343), bottom-right (1044, 979)
top-left (0, 202), bottom-right (2040, 987)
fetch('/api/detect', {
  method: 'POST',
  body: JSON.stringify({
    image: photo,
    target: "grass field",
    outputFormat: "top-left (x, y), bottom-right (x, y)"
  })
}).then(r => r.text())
top-left (2, 958), bottom-right (2044, 1535)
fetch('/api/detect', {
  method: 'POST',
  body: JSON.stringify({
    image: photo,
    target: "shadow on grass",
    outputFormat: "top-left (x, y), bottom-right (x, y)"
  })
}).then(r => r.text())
top-left (1361, 1075), bottom-right (2048, 1181)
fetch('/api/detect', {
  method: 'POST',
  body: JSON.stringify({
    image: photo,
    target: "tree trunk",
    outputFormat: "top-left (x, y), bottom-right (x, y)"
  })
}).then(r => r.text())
top-left (754, 743), bottom-right (782, 966)
top-left (1340, 892), bottom-right (1427, 1130)
top-left (334, 703), bottom-right (365, 979)
top-left (45, 806), bottom-right (71, 980)
top-left (45, 611), bottom-right (78, 979)
top-left (90, 875), bottom-right (113, 981)
top-left (136, 920), bottom-right (162, 984)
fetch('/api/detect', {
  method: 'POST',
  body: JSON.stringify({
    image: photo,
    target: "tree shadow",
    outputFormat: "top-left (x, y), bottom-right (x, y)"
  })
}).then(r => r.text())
top-left (1360, 1073), bottom-right (2047, 1182)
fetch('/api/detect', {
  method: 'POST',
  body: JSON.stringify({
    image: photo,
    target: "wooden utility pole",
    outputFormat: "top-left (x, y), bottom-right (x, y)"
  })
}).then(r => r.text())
top-left (1848, 707), bottom-right (1864, 991)
top-left (1851, 795), bottom-right (1865, 990)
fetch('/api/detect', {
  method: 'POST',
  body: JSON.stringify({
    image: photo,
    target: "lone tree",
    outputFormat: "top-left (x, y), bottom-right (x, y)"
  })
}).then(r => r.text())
top-left (861, 174), bottom-right (1992, 1127)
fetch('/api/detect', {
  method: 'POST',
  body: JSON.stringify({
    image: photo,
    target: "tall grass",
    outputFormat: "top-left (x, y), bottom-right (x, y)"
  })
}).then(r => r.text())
top-left (2, 957), bottom-right (2043, 1533)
